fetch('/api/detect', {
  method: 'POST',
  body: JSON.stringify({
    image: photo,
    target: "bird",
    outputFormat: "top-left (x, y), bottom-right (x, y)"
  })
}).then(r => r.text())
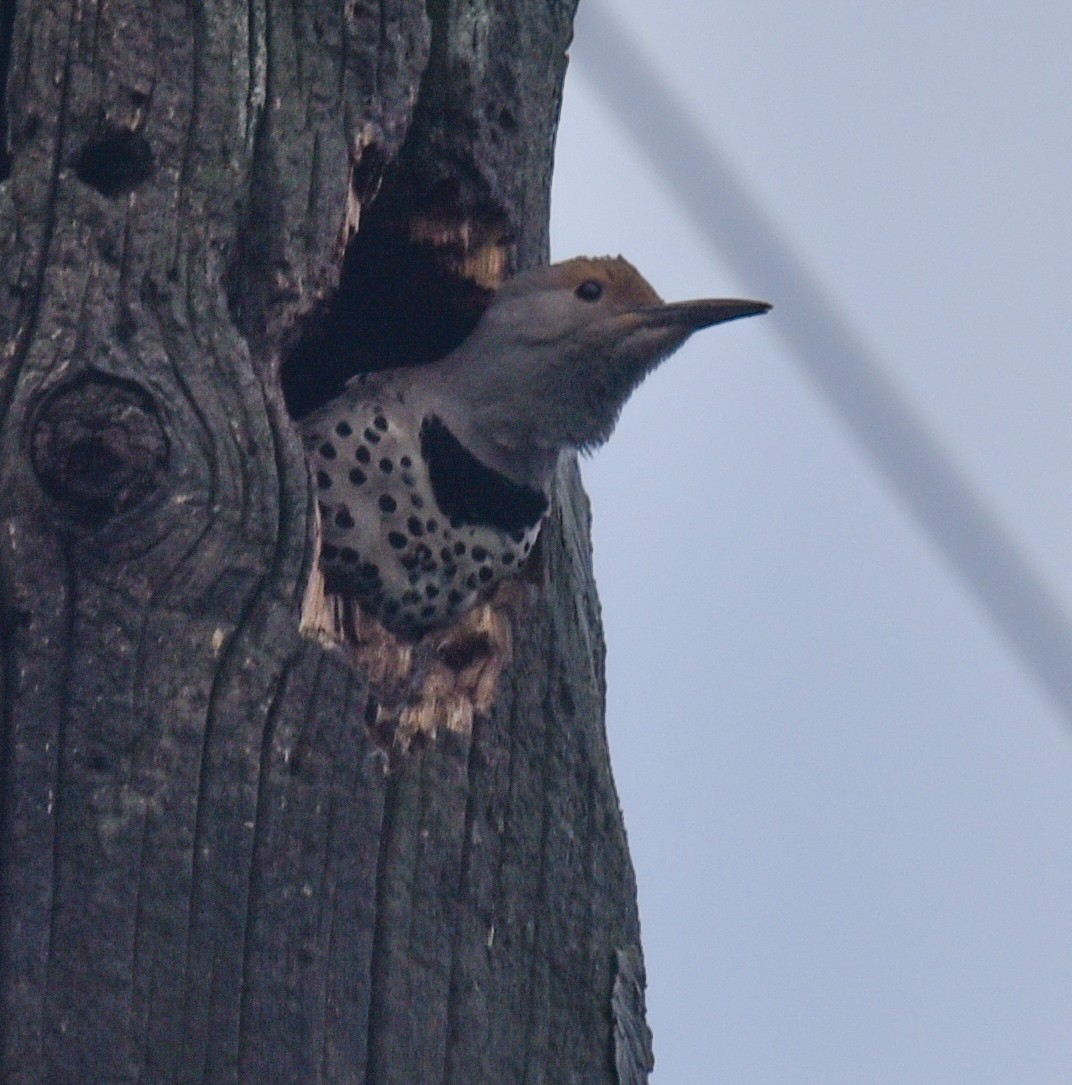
top-left (300, 256), bottom-right (769, 637)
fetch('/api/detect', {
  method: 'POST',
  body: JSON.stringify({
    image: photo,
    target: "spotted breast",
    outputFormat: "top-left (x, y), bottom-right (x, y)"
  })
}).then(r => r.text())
top-left (301, 376), bottom-right (544, 637)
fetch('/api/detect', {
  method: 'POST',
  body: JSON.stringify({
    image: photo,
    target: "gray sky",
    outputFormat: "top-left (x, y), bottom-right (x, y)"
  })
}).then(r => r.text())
top-left (550, 2), bottom-right (1072, 1082)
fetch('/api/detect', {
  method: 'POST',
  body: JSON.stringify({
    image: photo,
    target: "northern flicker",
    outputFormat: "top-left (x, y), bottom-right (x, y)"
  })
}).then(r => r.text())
top-left (301, 256), bottom-right (769, 637)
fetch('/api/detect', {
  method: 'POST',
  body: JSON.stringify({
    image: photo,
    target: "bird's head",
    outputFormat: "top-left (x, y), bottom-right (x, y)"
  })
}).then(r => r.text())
top-left (430, 256), bottom-right (770, 486)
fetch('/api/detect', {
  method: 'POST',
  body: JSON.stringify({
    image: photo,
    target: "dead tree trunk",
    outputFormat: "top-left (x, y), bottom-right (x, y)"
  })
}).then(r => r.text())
top-left (0, 0), bottom-right (651, 1082)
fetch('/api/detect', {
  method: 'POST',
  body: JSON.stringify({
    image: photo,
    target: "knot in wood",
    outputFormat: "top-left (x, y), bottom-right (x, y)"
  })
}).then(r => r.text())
top-left (31, 373), bottom-right (168, 524)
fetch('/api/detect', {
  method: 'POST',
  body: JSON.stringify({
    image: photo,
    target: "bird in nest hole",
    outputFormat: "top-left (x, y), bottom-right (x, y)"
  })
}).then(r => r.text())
top-left (300, 256), bottom-right (769, 638)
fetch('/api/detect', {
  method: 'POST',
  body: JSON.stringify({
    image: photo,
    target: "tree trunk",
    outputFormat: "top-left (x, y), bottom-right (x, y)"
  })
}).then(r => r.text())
top-left (0, 0), bottom-right (651, 1082)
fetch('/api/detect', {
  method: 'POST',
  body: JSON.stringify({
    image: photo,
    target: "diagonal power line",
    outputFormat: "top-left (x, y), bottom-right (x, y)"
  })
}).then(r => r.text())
top-left (573, 0), bottom-right (1072, 724)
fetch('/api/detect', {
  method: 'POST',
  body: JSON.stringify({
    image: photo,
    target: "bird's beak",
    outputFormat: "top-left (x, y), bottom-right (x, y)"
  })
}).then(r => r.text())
top-left (630, 298), bottom-right (771, 331)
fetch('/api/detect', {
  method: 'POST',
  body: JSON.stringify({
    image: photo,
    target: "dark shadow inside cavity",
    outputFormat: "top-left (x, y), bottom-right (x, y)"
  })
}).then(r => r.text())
top-left (74, 128), bottom-right (153, 197)
top-left (281, 190), bottom-right (500, 420)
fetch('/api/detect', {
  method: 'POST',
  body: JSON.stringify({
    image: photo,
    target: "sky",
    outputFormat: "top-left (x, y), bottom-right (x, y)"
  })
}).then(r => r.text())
top-left (549, 2), bottom-right (1072, 1082)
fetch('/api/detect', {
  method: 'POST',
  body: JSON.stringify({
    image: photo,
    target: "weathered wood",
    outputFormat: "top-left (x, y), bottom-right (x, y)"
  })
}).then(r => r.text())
top-left (0, 1), bottom-right (649, 1082)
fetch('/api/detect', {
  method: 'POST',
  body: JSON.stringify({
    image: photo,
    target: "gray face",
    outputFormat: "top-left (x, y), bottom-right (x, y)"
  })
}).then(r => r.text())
top-left (424, 257), bottom-right (770, 485)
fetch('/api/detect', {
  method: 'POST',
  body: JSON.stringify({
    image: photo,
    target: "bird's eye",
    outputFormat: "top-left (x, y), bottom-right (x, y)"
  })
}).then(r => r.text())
top-left (575, 279), bottom-right (604, 302)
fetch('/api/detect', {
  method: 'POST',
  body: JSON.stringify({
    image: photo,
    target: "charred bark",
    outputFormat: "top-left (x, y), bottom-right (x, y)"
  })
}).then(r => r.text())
top-left (0, 0), bottom-right (650, 1082)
